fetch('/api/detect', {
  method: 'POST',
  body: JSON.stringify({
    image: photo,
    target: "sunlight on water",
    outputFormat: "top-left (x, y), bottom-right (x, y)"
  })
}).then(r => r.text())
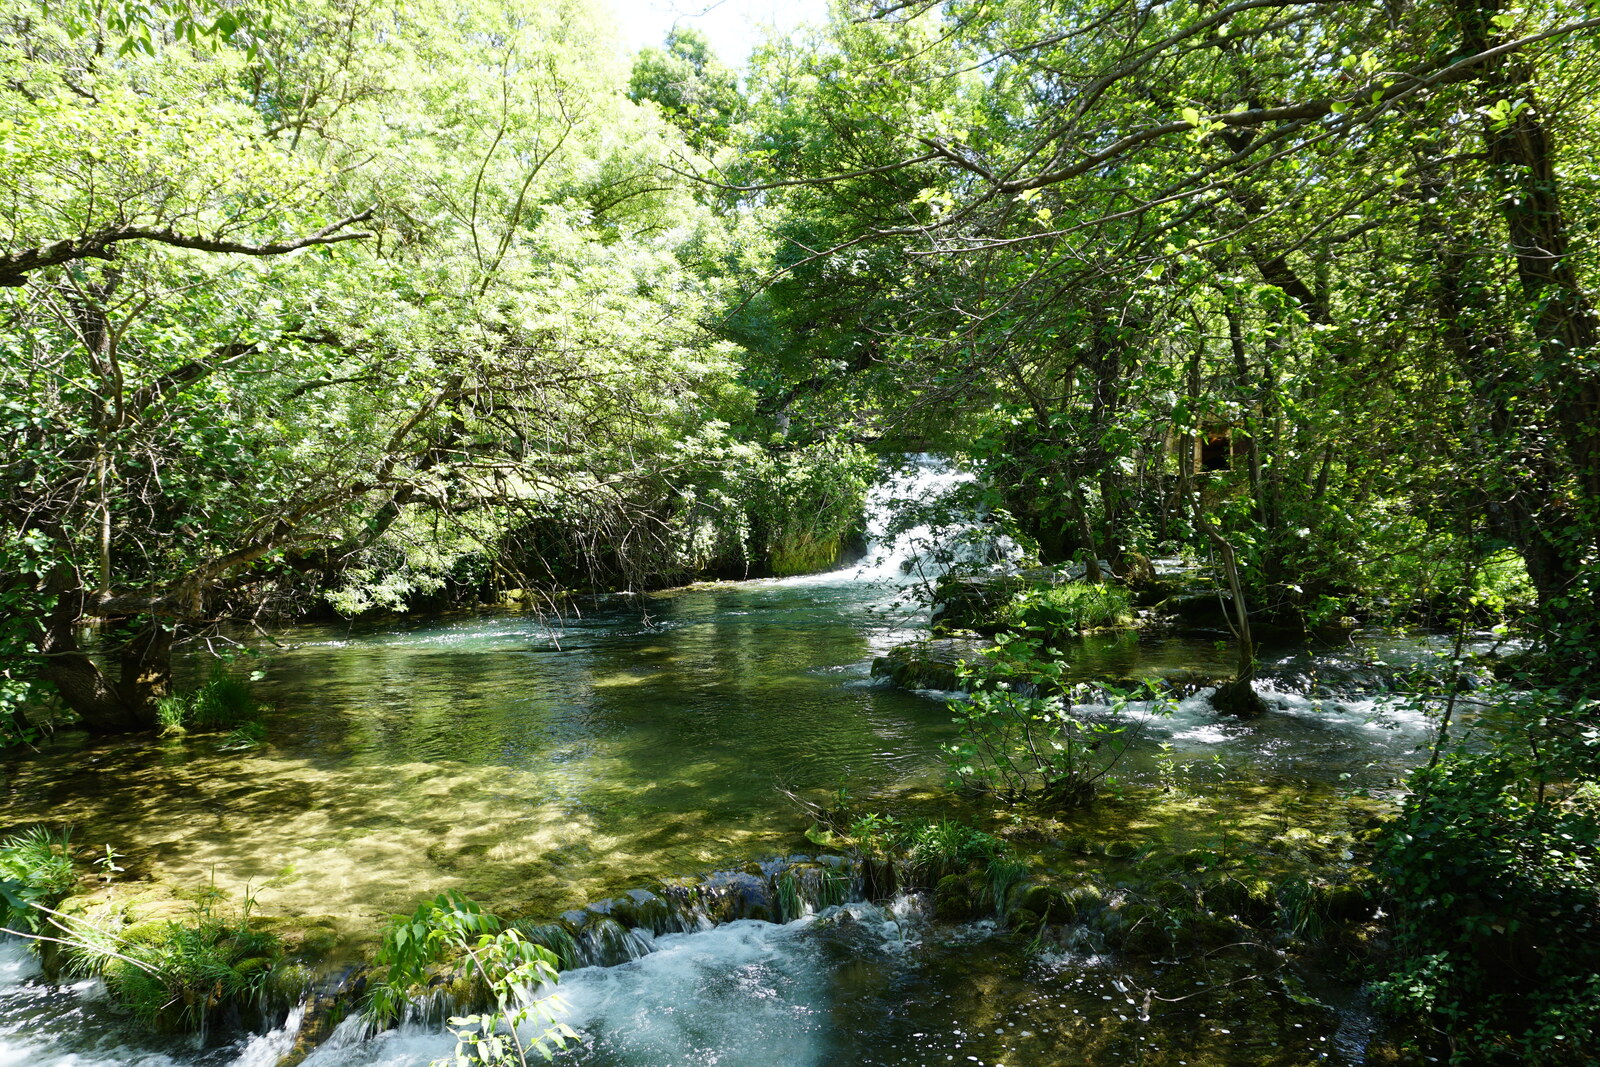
top-left (0, 459), bottom-right (1441, 1066)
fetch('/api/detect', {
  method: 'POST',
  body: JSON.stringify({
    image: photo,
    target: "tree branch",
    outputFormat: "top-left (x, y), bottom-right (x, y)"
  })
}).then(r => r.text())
top-left (0, 208), bottom-right (377, 287)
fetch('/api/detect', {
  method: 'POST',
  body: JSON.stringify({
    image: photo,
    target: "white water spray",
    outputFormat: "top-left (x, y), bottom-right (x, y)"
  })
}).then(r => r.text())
top-left (850, 454), bottom-right (1021, 582)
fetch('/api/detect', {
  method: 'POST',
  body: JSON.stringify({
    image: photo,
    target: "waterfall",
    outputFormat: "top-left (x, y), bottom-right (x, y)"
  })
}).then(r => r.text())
top-left (852, 454), bottom-right (1021, 582)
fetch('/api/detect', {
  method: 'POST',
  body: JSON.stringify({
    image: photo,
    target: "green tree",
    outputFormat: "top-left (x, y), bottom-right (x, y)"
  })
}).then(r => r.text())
top-left (0, 0), bottom-right (769, 733)
top-left (628, 27), bottom-right (741, 153)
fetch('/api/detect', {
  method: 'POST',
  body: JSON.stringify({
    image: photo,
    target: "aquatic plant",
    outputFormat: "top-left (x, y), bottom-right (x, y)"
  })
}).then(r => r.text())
top-left (367, 892), bottom-right (575, 1067)
top-left (904, 818), bottom-right (1002, 882)
top-left (944, 634), bottom-right (1168, 806)
top-left (154, 670), bottom-right (265, 739)
top-left (775, 865), bottom-right (849, 922)
top-left (983, 858), bottom-right (1029, 917)
top-left (775, 870), bottom-right (803, 922)
top-left (218, 722), bottom-right (267, 752)
top-left (154, 694), bottom-right (189, 736)
top-left (190, 670), bottom-right (260, 729)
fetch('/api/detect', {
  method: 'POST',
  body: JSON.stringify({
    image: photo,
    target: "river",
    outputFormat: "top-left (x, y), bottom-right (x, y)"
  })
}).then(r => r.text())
top-left (0, 458), bottom-right (1457, 1065)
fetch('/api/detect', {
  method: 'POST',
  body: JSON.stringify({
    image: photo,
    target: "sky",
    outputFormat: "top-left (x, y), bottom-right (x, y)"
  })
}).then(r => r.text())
top-left (603, 0), bottom-right (831, 67)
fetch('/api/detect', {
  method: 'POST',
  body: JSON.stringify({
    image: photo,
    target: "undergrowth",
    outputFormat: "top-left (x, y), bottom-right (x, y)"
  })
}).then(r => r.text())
top-left (62, 885), bottom-right (300, 1034)
top-left (1375, 746), bottom-right (1600, 1065)
top-left (0, 826), bottom-right (76, 932)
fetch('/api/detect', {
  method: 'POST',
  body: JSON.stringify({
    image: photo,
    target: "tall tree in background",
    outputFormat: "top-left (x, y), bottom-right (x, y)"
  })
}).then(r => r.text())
top-left (628, 27), bottom-right (742, 153)
top-left (727, 0), bottom-right (1599, 653)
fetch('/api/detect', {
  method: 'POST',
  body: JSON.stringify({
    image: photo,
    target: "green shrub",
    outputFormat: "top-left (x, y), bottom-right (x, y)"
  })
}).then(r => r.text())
top-left (367, 892), bottom-right (574, 1066)
top-left (1375, 751), bottom-right (1600, 1064)
top-left (944, 634), bottom-right (1168, 805)
top-left (995, 582), bottom-right (1133, 636)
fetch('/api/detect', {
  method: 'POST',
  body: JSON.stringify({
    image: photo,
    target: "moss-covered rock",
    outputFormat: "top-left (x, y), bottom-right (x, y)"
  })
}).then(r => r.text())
top-left (870, 637), bottom-right (995, 692)
top-left (1016, 882), bottom-right (1070, 919)
top-left (1064, 882), bottom-right (1105, 914)
top-left (1007, 905), bottom-right (1044, 934)
top-left (933, 874), bottom-right (981, 922)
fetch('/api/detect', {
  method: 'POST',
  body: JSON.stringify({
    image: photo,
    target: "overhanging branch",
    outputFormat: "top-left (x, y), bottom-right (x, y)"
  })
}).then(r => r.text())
top-left (0, 208), bottom-right (377, 287)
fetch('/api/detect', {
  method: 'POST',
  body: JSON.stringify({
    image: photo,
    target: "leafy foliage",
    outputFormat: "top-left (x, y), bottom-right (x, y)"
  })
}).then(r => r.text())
top-left (1376, 743), bottom-right (1600, 1064)
top-left (992, 582), bottom-right (1133, 636)
top-left (0, 826), bottom-right (77, 933)
top-left (367, 892), bottom-right (574, 1067)
top-left (0, 0), bottom-right (805, 733)
top-left (943, 635), bottom-right (1170, 805)
top-left (628, 27), bottom-right (741, 153)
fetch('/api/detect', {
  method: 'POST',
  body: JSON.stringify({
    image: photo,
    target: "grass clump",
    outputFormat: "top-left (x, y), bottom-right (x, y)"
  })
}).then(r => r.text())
top-left (63, 886), bottom-right (294, 1034)
top-left (842, 813), bottom-right (1011, 883)
top-left (156, 669), bottom-right (264, 739)
top-left (0, 826), bottom-right (77, 932)
top-left (903, 817), bottom-right (1004, 881)
top-left (996, 582), bottom-right (1133, 636)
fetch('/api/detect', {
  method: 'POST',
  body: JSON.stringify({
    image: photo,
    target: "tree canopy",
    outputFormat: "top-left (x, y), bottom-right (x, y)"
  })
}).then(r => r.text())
top-left (0, 0), bottom-right (874, 733)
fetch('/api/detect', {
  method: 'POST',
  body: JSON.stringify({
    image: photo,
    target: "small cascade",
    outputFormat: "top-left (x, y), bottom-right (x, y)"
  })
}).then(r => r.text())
top-left (512, 856), bottom-right (860, 973)
top-left (853, 454), bottom-right (1021, 582)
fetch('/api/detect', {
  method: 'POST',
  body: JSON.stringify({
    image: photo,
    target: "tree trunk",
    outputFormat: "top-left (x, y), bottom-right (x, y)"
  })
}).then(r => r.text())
top-left (1450, 0), bottom-right (1600, 626)
top-left (33, 566), bottom-right (164, 733)
top-left (1201, 522), bottom-right (1267, 718)
top-left (1225, 301), bottom-right (1267, 523)
top-left (1182, 340), bottom-right (1266, 718)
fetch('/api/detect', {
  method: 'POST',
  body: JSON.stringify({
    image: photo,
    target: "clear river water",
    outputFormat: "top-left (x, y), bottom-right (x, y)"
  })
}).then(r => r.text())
top-left (0, 459), bottom-right (1466, 1065)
